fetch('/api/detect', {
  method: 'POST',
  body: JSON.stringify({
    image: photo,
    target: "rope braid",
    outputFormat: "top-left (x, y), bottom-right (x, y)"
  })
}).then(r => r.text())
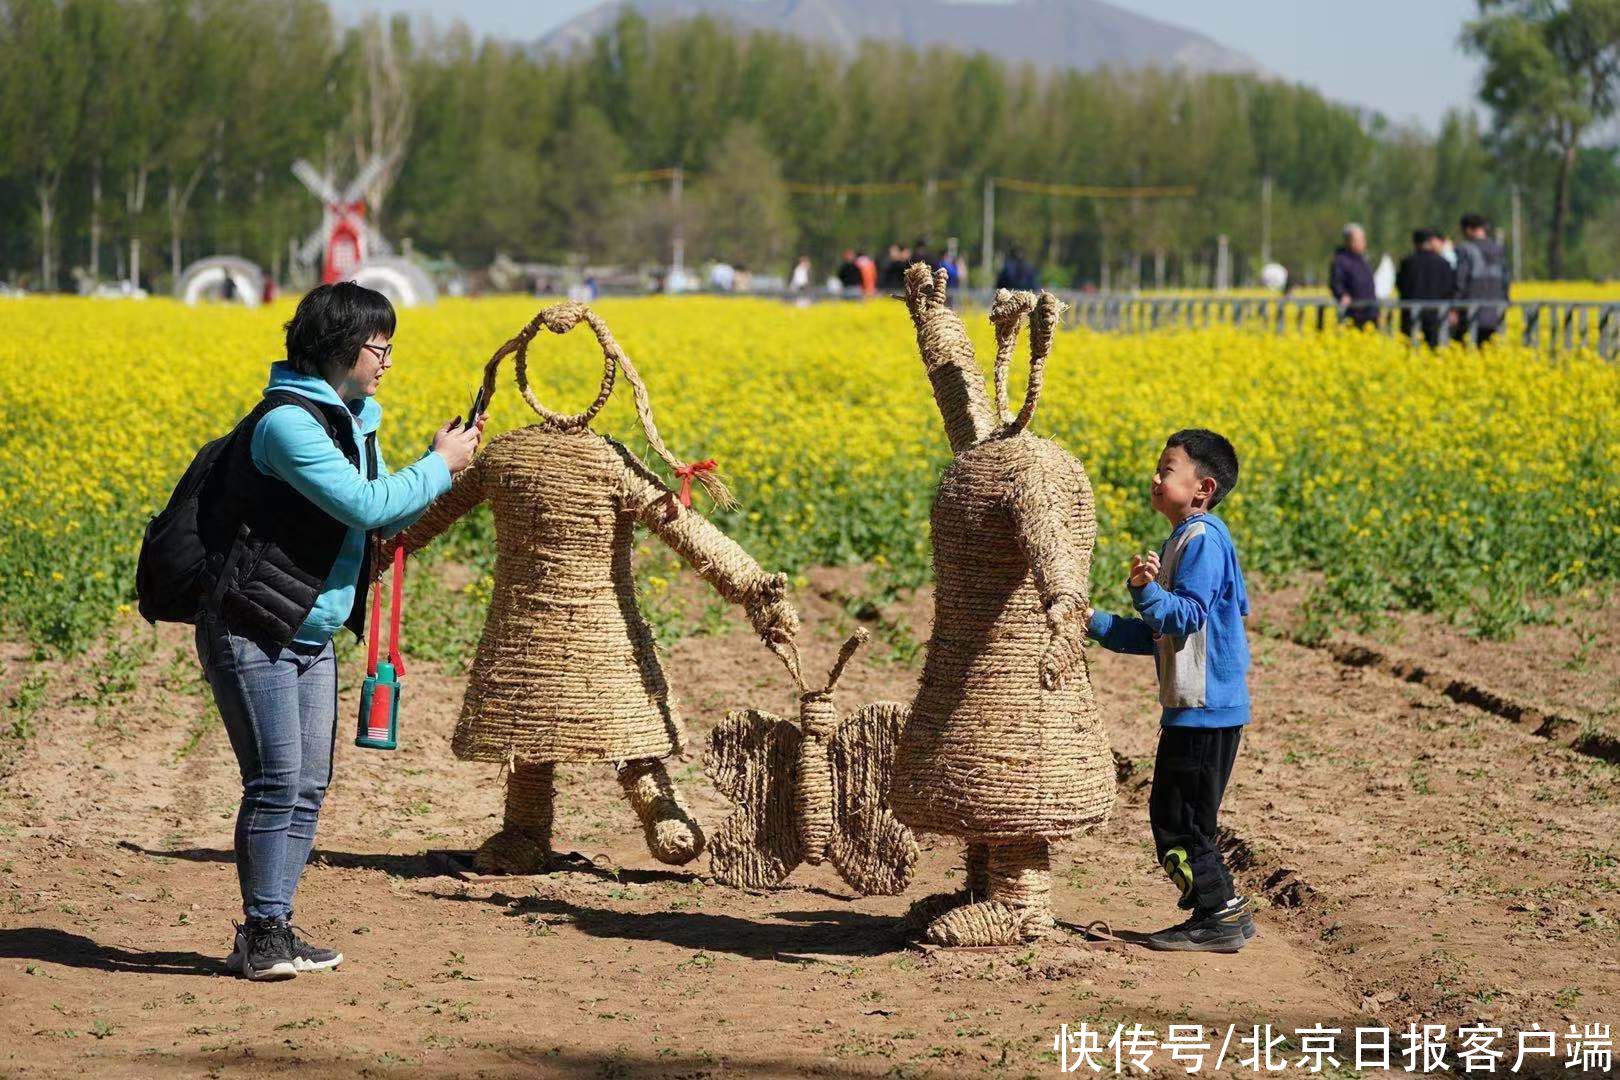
top-left (479, 300), bottom-right (735, 509)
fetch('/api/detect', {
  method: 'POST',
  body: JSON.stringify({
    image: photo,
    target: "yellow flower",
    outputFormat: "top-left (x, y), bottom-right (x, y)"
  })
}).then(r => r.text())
top-left (0, 293), bottom-right (1615, 646)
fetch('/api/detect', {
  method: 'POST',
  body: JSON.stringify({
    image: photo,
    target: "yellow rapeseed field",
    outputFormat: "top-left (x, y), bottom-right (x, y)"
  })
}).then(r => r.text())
top-left (0, 295), bottom-right (1615, 650)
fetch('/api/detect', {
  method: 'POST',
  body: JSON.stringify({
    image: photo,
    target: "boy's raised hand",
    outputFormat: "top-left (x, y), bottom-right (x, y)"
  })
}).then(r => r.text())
top-left (1128, 551), bottom-right (1161, 588)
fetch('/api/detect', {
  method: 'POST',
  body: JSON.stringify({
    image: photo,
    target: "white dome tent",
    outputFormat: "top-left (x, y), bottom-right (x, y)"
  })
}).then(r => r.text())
top-left (176, 256), bottom-right (265, 307)
top-left (348, 256), bottom-right (436, 308)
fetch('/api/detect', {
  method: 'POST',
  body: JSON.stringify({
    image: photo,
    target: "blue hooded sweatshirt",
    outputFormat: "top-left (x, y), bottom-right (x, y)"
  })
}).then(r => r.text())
top-left (1087, 512), bottom-right (1251, 728)
top-left (249, 362), bottom-right (452, 645)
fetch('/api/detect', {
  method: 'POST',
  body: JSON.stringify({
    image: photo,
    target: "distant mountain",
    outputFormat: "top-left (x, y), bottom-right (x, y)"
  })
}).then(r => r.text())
top-left (540, 0), bottom-right (1261, 76)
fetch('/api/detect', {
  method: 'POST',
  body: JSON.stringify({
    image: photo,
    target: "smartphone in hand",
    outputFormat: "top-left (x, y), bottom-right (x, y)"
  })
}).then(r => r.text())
top-left (464, 385), bottom-right (487, 431)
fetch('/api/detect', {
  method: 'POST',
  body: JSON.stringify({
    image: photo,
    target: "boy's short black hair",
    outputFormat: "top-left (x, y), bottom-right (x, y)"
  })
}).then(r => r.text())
top-left (283, 282), bottom-right (396, 379)
top-left (1460, 212), bottom-right (1488, 233)
top-left (1165, 428), bottom-right (1239, 509)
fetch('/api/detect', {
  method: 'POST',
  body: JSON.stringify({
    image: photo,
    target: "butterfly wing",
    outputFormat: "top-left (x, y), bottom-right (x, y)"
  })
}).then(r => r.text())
top-left (705, 708), bottom-right (805, 889)
top-left (826, 701), bottom-right (919, 896)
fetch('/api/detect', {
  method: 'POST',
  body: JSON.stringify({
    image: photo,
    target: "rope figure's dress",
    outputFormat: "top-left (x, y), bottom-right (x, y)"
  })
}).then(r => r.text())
top-left (393, 302), bottom-right (798, 873)
top-left (891, 265), bottom-right (1115, 946)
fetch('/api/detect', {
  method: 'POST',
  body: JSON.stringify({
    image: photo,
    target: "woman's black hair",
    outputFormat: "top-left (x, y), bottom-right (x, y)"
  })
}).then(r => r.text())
top-left (283, 282), bottom-right (396, 379)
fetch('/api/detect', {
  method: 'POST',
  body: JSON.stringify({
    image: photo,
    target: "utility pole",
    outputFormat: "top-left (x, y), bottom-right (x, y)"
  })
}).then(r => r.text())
top-left (1216, 234), bottom-right (1231, 292)
top-left (671, 165), bottom-right (685, 289)
top-left (981, 176), bottom-right (996, 285)
top-left (1510, 183), bottom-right (1523, 283)
top-left (1260, 175), bottom-right (1273, 266)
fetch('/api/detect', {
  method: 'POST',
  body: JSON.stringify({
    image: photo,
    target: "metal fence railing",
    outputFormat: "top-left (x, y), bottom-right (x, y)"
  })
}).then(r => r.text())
top-left (1049, 295), bottom-right (1620, 358)
top-left (589, 283), bottom-right (1620, 357)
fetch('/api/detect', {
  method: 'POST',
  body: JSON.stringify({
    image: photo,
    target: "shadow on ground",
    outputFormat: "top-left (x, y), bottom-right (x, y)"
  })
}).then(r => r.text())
top-left (0, 927), bottom-right (224, 977)
top-left (445, 889), bottom-right (907, 963)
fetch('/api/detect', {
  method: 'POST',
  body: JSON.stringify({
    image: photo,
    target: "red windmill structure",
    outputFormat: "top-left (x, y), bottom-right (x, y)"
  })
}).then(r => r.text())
top-left (293, 157), bottom-right (395, 282)
top-left (291, 157), bottom-right (435, 306)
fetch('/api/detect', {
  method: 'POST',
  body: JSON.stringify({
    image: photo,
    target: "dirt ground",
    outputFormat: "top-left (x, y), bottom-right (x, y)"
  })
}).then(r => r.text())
top-left (1, 569), bottom-right (1616, 1078)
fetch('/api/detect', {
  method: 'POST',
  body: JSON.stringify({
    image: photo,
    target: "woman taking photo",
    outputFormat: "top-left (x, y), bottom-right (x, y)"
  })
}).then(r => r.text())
top-left (197, 281), bottom-right (482, 980)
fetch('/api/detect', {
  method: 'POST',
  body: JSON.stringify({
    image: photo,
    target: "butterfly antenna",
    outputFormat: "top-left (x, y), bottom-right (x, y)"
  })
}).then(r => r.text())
top-left (771, 638), bottom-right (808, 695)
top-left (823, 628), bottom-right (870, 695)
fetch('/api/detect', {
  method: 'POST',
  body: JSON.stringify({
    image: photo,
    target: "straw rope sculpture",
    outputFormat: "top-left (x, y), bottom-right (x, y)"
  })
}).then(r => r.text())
top-left (390, 301), bottom-right (799, 873)
top-left (705, 628), bottom-right (919, 895)
top-left (891, 264), bottom-right (1115, 946)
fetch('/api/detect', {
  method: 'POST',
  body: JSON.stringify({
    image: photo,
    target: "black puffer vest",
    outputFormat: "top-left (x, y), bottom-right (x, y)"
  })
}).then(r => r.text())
top-left (200, 390), bottom-right (379, 647)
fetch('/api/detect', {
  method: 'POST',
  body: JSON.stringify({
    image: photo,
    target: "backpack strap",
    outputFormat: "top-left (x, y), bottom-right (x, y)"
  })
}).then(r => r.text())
top-left (257, 389), bottom-right (342, 452)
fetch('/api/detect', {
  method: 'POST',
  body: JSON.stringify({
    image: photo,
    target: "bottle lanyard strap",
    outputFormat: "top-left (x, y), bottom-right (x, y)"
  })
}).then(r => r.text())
top-left (366, 545), bottom-right (406, 677)
top-left (388, 544), bottom-right (406, 675)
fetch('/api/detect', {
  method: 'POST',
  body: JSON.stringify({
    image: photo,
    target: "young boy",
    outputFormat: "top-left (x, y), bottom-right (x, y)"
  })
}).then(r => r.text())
top-left (1087, 429), bottom-right (1254, 953)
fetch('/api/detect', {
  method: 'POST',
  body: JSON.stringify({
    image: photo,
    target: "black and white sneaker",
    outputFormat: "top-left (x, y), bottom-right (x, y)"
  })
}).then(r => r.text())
top-left (288, 926), bottom-right (343, 973)
top-left (1178, 893), bottom-right (1256, 936)
top-left (228, 926), bottom-right (249, 977)
top-left (1143, 906), bottom-right (1249, 953)
top-left (1216, 895), bottom-right (1257, 941)
top-left (237, 919), bottom-right (298, 981)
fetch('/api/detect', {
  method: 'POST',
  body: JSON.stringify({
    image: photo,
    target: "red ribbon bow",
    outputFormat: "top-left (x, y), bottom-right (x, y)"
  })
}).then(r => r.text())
top-left (673, 459), bottom-right (718, 508)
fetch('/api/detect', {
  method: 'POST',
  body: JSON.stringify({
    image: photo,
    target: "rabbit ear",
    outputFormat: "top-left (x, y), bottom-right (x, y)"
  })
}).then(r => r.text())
top-left (1002, 290), bottom-right (1066, 435)
top-left (990, 289), bottom-right (1038, 424)
top-left (901, 262), bottom-right (938, 327)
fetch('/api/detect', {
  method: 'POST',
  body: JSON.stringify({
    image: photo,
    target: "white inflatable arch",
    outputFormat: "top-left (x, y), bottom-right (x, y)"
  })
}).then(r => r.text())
top-left (348, 257), bottom-right (437, 308)
top-left (177, 256), bottom-right (265, 307)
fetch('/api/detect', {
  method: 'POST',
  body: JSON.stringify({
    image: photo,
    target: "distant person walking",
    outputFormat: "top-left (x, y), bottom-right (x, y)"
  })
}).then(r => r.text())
top-left (1329, 223), bottom-right (1377, 329)
top-left (995, 246), bottom-right (1038, 291)
top-left (1454, 213), bottom-right (1510, 344)
top-left (836, 250), bottom-right (862, 292)
top-left (855, 250), bottom-right (877, 296)
top-left (789, 254), bottom-right (812, 294)
top-left (1395, 227), bottom-right (1456, 349)
top-left (881, 244), bottom-right (909, 289)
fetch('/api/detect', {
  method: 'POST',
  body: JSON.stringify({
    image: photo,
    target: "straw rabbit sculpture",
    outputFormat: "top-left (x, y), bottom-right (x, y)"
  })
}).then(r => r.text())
top-left (891, 264), bottom-right (1115, 947)
top-left (391, 302), bottom-right (798, 873)
top-left (705, 628), bottom-right (919, 895)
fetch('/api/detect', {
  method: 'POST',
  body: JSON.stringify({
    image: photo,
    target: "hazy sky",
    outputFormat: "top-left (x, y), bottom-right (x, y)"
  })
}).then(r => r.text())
top-left (330, 0), bottom-right (1485, 130)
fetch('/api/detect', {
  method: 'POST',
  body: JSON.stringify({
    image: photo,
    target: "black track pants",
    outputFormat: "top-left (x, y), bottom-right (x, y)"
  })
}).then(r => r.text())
top-left (1149, 724), bottom-right (1244, 914)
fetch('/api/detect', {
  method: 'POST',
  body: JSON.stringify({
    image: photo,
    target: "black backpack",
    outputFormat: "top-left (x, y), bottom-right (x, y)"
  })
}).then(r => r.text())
top-left (135, 392), bottom-right (323, 625)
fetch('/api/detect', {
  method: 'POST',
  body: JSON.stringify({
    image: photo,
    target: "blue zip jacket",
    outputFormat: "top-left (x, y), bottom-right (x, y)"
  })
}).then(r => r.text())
top-left (250, 362), bottom-right (452, 645)
top-left (1088, 512), bottom-right (1251, 728)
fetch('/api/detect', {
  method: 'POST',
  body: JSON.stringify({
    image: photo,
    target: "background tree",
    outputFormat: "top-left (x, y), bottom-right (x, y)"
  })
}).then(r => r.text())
top-left (692, 121), bottom-right (794, 270)
top-left (545, 106), bottom-right (631, 264)
top-left (0, 0), bottom-right (91, 289)
top-left (8, 0), bottom-right (1620, 288)
top-left (1464, 0), bottom-right (1620, 277)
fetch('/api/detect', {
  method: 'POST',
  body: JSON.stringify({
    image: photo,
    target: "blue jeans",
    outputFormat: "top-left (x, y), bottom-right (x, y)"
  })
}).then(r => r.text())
top-left (196, 611), bottom-right (337, 923)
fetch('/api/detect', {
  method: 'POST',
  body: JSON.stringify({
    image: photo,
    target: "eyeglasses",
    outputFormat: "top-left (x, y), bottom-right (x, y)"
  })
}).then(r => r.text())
top-left (361, 342), bottom-right (393, 361)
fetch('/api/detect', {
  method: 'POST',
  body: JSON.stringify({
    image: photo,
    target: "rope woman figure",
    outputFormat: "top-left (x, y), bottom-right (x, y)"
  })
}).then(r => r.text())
top-left (389, 301), bottom-right (799, 873)
top-left (891, 264), bottom-right (1115, 947)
